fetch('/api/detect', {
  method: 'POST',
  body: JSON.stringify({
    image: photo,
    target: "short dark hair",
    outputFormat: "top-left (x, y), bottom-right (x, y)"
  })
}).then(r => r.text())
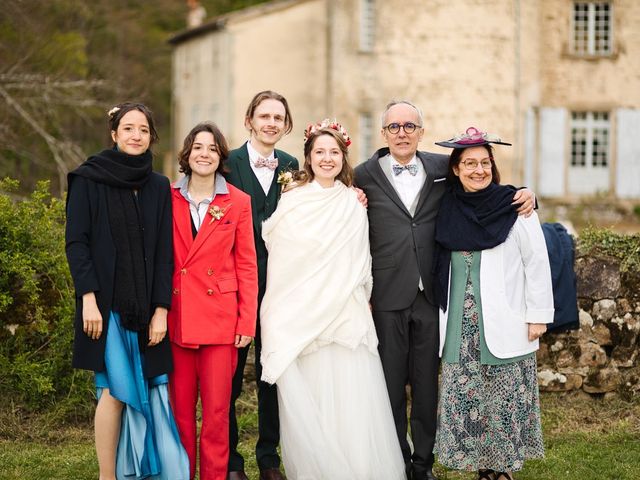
top-left (446, 144), bottom-right (501, 186)
top-left (177, 122), bottom-right (229, 176)
top-left (108, 102), bottom-right (159, 145)
top-left (244, 90), bottom-right (293, 135)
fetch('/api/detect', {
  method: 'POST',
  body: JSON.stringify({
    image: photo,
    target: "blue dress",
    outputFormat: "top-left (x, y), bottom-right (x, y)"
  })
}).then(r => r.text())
top-left (96, 312), bottom-right (189, 480)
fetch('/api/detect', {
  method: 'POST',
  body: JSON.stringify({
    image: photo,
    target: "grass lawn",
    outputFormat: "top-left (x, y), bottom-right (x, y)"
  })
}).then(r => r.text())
top-left (1, 392), bottom-right (638, 480)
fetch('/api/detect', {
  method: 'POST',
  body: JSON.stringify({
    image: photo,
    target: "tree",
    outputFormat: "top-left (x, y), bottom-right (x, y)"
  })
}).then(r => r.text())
top-left (1, 1), bottom-right (111, 195)
top-left (0, 0), bottom-right (268, 196)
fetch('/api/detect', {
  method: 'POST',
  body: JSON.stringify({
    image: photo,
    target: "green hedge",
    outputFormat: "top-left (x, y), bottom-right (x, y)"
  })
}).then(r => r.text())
top-left (0, 178), bottom-right (92, 422)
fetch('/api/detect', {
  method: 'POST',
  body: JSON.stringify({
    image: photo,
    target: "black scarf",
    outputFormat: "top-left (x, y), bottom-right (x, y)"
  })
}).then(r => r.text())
top-left (433, 182), bottom-right (518, 310)
top-left (70, 148), bottom-right (153, 331)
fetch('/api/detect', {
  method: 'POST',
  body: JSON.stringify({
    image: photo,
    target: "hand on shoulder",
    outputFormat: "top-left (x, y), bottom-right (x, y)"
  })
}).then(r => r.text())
top-left (351, 186), bottom-right (368, 208)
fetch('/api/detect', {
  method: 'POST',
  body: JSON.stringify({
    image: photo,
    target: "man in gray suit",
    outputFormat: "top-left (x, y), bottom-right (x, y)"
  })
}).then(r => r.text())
top-left (354, 101), bottom-right (533, 480)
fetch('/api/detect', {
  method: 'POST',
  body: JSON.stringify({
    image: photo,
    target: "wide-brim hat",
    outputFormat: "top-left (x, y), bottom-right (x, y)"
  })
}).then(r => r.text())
top-left (435, 126), bottom-right (511, 148)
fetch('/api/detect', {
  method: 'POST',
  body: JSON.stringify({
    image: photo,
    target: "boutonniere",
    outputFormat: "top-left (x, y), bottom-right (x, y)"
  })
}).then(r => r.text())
top-left (208, 204), bottom-right (231, 224)
top-left (277, 170), bottom-right (294, 191)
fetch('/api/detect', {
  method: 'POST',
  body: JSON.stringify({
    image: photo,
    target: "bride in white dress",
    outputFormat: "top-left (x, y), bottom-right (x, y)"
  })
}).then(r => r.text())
top-left (259, 120), bottom-right (406, 480)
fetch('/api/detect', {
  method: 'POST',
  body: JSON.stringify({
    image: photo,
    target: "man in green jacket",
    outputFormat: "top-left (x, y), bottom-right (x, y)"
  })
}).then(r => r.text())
top-left (224, 90), bottom-right (298, 480)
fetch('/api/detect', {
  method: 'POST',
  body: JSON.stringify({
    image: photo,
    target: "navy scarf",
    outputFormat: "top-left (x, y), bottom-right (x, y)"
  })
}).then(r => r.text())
top-left (433, 182), bottom-right (518, 310)
top-left (71, 148), bottom-right (153, 189)
top-left (69, 148), bottom-right (153, 331)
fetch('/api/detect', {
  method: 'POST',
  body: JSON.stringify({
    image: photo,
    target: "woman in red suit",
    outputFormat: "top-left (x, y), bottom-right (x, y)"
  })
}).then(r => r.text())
top-left (169, 122), bottom-right (258, 480)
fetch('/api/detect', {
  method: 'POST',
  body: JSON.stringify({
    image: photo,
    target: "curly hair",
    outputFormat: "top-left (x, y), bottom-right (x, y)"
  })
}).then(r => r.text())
top-left (177, 122), bottom-right (229, 176)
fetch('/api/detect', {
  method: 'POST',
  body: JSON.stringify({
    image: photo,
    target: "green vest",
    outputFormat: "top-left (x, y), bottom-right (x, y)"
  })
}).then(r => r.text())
top-left (246, 169), bottom-right (279, 290)
top-left (224, 144), bottom-right (299, 297)
top-left (442, 251), bottom-right (533, 366)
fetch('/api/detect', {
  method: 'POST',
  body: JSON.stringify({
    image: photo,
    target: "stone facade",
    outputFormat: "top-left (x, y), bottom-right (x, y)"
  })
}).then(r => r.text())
top-left (170, 0), bottom-right (640, 198)
top-left (537, 253), bottom-right (640, 396)
top-left (540, 0), bottom-right (640, 109)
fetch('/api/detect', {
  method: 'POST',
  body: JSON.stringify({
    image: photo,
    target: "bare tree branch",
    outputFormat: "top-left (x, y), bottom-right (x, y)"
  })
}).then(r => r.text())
top-left (0, 84), bottom-right (85, 192)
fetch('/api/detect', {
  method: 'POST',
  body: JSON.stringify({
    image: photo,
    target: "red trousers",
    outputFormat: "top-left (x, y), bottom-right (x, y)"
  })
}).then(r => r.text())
top-left (169, 343), bottom-right (238, 480)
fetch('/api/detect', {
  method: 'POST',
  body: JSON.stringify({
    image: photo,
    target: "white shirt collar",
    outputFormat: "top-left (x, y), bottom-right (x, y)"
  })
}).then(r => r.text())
top-left (247, 140), bottom-right (275, 163)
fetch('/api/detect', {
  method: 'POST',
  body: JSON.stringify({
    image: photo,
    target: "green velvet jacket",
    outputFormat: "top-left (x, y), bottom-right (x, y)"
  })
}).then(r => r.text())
top-left (223, 142), bottom-right (298, 297)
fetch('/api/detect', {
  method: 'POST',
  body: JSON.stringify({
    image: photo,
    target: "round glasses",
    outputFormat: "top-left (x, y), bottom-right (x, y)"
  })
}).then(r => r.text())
top-left (383, 122), bottom-right (421, 134)
top-left (460, 159), bottom-right (493, 171)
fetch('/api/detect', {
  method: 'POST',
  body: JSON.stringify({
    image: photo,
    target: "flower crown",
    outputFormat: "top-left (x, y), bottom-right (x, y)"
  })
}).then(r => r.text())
top-left (303, 118), bottom-right (351, 147)
top-left (107, 106), bottom-right (120, 118)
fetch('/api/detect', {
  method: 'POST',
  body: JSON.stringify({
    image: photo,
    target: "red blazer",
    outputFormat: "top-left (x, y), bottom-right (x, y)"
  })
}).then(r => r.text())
top-left (169, 182), bottom-right (258, 348)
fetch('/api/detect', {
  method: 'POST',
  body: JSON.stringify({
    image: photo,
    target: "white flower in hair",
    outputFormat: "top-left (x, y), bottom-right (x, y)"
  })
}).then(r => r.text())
top-left (107, 106), bottom-right (120, 117)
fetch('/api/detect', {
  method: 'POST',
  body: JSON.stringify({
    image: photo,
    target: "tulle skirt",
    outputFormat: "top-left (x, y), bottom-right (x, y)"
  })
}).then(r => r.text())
top-left (95, 312), bottom-right (190, 480)
top-left (276, 343), bottom-right (406, 480)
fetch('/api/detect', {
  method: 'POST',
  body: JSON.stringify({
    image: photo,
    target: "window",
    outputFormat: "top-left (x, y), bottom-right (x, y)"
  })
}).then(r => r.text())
top-left (359, 0), bottom-right (375, 52)
top-left (359, 113), bottom-right (374, 164)
top-left (572, 2), bottom-right (612, 55)
top-left (570, 112), bottom-right (610, 168)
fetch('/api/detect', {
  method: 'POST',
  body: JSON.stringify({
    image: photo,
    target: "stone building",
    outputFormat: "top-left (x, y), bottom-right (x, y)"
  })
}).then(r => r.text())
top-left (169, 0), bottom-right (640, 199)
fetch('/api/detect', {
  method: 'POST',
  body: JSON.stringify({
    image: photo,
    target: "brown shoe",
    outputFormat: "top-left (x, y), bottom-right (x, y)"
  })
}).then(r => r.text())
top-left (259, 468), bottom-right (286, 480)
top-left (228, 472), bottom-right (249, 480)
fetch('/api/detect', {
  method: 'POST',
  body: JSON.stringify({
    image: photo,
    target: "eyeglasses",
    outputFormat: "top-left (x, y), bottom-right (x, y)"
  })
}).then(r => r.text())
top-left (383, 122), bottom-right (422, 134)
top-left (460, 159), bottom-right (493, 171)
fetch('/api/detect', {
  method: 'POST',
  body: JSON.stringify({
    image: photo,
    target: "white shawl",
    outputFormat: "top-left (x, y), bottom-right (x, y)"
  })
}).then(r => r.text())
top-left (260, 181), bottom-right (378, 384)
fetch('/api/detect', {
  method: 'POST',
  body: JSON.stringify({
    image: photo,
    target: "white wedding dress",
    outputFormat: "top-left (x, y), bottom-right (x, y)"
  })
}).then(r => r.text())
top-left (260, 181), bottom-right (406, 480)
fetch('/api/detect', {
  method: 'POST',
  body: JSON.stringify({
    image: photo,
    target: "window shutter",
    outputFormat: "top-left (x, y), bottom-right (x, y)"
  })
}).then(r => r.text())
top-left (616, 109), bottom-right (640, 198)
top-left (538, 108), bottom-right (567, 197)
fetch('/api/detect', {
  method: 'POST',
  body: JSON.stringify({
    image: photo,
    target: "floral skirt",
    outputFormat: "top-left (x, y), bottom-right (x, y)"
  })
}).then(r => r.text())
top-left (434, 300), bottom-right (544, 471)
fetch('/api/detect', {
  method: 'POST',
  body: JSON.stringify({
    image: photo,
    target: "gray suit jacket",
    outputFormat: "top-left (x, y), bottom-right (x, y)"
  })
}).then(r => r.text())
top-left (354, 147), bottom-right (449, 311)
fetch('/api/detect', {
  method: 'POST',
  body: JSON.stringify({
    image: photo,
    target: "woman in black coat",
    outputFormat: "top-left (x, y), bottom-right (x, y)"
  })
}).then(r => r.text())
top-left (66, 102), bottom-right (188, 480)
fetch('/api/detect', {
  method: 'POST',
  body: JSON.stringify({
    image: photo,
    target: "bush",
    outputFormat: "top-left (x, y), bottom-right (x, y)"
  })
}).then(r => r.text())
top-left (0, 178), bottom-right (93, 422)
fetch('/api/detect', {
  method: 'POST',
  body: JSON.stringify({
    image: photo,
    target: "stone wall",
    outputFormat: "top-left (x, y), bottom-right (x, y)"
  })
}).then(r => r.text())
top-left (537, 254), bottom-right (640, 396)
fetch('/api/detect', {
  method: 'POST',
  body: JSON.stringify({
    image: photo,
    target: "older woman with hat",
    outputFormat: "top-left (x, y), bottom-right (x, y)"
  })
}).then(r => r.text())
top-left (432, 128), bottom-right (553, 480)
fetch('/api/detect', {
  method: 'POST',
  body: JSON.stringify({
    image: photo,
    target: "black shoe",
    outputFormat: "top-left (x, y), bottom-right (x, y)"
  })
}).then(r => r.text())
top-left (259, 468), bottom-right (286, 480)
top-left (478, 469), bottom-right (495, 480)
top-left (425, 468), bottom-right (439, 480)
top-left (228, 472), bottom-right (249, 480)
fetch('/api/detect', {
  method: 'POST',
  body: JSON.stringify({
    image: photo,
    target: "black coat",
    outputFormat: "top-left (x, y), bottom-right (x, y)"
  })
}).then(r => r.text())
top-left (65, 172), bottom-right (174, 377)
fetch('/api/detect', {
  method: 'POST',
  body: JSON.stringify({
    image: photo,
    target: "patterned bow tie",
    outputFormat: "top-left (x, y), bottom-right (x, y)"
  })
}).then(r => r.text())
top-left (392, 163), bottom-right (418, 176)
top-left (254, 157), bottom-right (278, 170)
